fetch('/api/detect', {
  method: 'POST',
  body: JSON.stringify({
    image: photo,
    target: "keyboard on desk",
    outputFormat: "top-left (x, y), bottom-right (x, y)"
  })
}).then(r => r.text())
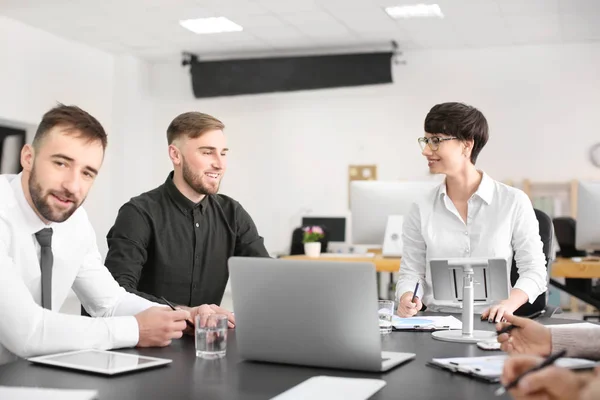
top-left (320, 253), bottom-right (375, 258)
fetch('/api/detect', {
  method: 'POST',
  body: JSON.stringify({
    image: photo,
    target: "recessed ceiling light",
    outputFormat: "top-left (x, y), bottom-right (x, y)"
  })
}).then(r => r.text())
top-left (179, 17), bottom-right (243, 34)
top-left (385, 4), bottom-right (444, 19)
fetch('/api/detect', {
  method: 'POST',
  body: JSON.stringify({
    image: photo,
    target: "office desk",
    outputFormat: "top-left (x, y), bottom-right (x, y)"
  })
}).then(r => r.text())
top-left (552, 257), bottom-right (600, 279)
top-left (282, 254), bottom-right (401, 273)
top-left (550, 257), bottom-right (600, 313)
top-left (0, 315), bottom-right (583, 400)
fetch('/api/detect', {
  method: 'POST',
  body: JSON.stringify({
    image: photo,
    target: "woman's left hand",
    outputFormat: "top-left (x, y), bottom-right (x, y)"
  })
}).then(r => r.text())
top-left (481, 300), bottom-right (518, 323)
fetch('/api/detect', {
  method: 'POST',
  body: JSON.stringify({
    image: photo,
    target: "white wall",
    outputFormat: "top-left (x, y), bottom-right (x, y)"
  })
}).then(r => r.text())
top-left (4, 15), bottom-right (599, 258)
top-left (0, 15), bottom-right (117, 254)
top-left (0, 17), bottom-right (165, 257)
top-left (149, 42), bottom-right (600, 254)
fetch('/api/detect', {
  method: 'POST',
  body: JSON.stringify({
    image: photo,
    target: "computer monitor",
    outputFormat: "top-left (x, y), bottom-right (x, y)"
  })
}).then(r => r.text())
top-left (301, 216), bottom-right (346, 242)
top-left (350, 181), bottom-right (439, 245)
top-left (576, 181), bottom-right (600, 252)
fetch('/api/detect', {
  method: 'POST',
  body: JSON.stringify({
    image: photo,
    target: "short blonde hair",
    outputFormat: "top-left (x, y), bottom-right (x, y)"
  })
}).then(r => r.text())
top-left (166, 112), bottom-right (224, 144)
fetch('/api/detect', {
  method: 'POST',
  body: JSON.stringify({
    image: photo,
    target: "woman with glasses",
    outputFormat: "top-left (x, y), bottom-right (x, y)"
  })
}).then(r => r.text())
top-left (395, 102), bottom-right (547, 323)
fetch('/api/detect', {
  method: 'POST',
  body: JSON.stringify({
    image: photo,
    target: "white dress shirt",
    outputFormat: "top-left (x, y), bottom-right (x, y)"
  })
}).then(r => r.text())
top-left (395, 172), bottom-right (547, 313)
top-left (0, 174), bottom-right (158, 365)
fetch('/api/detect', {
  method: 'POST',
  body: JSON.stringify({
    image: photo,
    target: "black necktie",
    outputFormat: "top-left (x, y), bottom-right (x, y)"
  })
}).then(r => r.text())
top-left (35, 228), bottom-right (53, 310)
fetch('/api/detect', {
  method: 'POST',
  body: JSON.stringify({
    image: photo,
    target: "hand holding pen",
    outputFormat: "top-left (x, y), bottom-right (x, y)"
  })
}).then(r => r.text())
top-left (397, 282), bottom-right (423, 317)
top-left (495, 312), bottom-right (552, 356)
top-left (496, 349), bottom-right (568, 396)
top-left (161, 296), bottom-right (195, 330)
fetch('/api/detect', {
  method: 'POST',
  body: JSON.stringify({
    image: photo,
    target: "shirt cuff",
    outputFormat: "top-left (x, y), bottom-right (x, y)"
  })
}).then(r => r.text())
top-left (512, 277), bottom-right (542, 304)
top-left (109, 316), bottom-right (139, 349)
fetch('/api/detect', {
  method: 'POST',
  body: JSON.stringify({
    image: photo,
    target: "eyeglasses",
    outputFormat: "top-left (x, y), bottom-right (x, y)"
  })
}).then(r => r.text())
top-left (418, 136), bottom-right (457, 151)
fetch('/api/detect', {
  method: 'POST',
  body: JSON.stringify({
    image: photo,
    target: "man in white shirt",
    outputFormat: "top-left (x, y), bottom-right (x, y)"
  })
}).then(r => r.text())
top-left (0, 104), bottom-right (195, 365)
top-left (395, 102), bottom-right (547, 322)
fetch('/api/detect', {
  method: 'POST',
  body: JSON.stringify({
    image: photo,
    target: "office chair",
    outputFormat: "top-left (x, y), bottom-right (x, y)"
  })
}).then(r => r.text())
top-left (512, 208), bottom-right (561, 317)
top-left (553, 217), bottom-right (587, 258)
top-left (290, 226), bottom-right (329, 255)
top-left (553, 217), bottom-right (600, 321)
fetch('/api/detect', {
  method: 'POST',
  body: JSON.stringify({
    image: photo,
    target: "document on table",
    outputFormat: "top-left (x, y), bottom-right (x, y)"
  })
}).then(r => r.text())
top-left (0, 387), bottom-right (98, 400)
top-left (392, 315), bottom-right (462, 330)
top-left (428, 355), bottom-right (597, 383)
top-left (271, 376), bottom-right (386, 400)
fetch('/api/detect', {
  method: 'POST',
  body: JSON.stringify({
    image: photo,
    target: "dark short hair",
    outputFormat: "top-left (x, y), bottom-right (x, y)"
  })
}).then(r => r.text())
top-left (424, 102), bottom-right (489, 164)
top-left (167, 112), bottom-right (225, 145)
top-left (33, 104), bottom-right (107, 150)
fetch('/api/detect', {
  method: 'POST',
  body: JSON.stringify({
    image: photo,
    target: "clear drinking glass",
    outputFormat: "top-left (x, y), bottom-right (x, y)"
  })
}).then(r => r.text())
top-left (195, 313), bottom-right (228, 359)
top-left (378, 300), bottom-right (394, 334)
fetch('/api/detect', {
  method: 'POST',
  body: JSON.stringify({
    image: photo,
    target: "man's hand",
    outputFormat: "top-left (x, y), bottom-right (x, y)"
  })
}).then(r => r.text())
top-left (496, 313), bottom-right (552, 356)
top-left (134, 306), bottom-right (190, 347)
top-left (189, 304), bottom-right (235, 331)
top-left (396, 291), bottom-right (423, 317)
top-left (502, 355), bottom-right (594, 400)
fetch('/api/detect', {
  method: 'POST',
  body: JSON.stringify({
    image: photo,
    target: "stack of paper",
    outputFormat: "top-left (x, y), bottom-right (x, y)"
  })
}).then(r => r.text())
top-left (392, 315), bottom-right (462, 330)
top-left (271, 376), bottom-right (386, 400)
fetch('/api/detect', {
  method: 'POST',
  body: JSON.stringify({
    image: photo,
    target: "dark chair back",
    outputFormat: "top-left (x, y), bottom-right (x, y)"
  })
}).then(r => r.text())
top-left (553, 217), bottom-right (587, 258)
top-left (290, 226), bottom-right (329, 255)
top-left (512, 209), bottom-right (553, 316)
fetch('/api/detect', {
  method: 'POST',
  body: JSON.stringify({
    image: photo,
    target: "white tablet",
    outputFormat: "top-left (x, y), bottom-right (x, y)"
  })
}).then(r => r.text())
top-left (28, 349), bottom-right (172, 375)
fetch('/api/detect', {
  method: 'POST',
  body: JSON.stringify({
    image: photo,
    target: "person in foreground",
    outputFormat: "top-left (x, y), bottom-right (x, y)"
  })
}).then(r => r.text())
top-left (105, 111), bottom-right (269, 328)
top-left (0, 105), bottom-right (194, 366)
top-left (496, 313), bottom-right (600, 360)
top-left (395, 102), bottom-right (547, 322)
top-left (497, 313), bottom-right (600, 399)
top-left (501, 354), bottom-right (600, 400)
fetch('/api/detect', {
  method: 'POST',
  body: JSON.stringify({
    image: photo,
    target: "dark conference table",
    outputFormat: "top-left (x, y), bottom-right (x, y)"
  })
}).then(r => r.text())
top-left (0, 315), bottom-right (582, 399)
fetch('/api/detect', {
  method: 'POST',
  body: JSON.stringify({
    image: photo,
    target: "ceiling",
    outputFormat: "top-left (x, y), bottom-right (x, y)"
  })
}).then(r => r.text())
top-left (1, 0), bottom-right (599, 61)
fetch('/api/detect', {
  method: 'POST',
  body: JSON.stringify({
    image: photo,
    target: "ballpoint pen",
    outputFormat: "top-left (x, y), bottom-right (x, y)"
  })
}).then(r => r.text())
top-left (411, 282), bottom-right (420, 303)
top-left (160, 296), bottom-right (194, 330)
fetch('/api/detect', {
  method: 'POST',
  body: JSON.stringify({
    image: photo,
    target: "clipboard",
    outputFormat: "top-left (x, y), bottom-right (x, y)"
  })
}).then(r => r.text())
top-left (426, 355), bottom-right (598, 384)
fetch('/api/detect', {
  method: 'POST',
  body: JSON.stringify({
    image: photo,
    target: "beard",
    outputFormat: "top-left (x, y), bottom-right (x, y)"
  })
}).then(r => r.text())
top-left (181, 156), bottom-right (221, 196)
top-left (29, 164), bottom-right (82, 223)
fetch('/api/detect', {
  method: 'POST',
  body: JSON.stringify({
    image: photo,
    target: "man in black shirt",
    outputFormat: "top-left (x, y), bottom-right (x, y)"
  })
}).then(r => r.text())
top-left (105, 112), bottom-right (269, 325)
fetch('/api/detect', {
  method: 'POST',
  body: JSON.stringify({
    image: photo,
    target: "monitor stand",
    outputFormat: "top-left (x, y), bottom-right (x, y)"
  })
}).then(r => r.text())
top-left (432, 262), bottom-right (496, 344)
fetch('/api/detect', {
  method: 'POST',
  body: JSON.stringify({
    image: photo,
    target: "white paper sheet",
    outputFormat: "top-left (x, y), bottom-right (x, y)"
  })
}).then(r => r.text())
top-left (271, 376), bottom-right (386, 400)
top-left (392, 315), bottom-right (462, 330)
top-left (430, 355), bottom-right (597, 379)
top-left (0, 387), bottom-right (97, 400)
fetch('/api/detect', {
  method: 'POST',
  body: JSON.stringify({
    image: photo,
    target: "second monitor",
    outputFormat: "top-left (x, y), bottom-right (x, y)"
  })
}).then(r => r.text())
top-left (576, 181), bottom-right (600, 254)
top-left (350, 180), bottom-right (439, 245)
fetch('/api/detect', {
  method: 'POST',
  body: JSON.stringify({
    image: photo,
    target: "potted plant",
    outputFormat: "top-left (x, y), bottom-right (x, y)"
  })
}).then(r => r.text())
top-left (302, 226), bottom-right (324, 257)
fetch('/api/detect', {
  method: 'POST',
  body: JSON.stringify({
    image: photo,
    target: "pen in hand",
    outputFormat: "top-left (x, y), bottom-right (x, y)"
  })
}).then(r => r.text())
top-left (160, 296), bottom-right (194, 330)
top-left (494, 349), bottom-right (567, 396)
top-left (411, 282), bottom-right (420, 304)
top-left (495, 310), bottom-right (546, 336)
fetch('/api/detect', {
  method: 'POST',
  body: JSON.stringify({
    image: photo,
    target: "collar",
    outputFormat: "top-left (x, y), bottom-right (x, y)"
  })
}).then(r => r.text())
top-left (11, 172), bottom-right (52, 235)
top-left (440, 170), bottom-right (494, 205)
top-left (164, 171), bottom-right (207, 214)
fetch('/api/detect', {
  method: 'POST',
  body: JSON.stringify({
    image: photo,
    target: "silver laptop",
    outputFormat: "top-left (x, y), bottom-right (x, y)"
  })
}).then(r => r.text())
top-left (228, 257), bottom-right (415, 372)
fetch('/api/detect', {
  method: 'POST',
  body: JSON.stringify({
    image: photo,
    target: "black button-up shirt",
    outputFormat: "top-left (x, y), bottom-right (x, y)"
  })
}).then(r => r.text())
top-left (105, 172), bottom-right (269, 307)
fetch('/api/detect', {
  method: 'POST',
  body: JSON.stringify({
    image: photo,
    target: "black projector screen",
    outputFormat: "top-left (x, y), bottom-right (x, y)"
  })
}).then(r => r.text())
top-left (189, 51), bottom-right (393, 98)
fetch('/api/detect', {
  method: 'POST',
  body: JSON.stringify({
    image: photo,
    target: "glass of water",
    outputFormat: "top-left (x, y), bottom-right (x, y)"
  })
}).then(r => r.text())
top-left (195, 313), bottom-right (228, 359)
top-left (378, 300), bottom-right (394, 334)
